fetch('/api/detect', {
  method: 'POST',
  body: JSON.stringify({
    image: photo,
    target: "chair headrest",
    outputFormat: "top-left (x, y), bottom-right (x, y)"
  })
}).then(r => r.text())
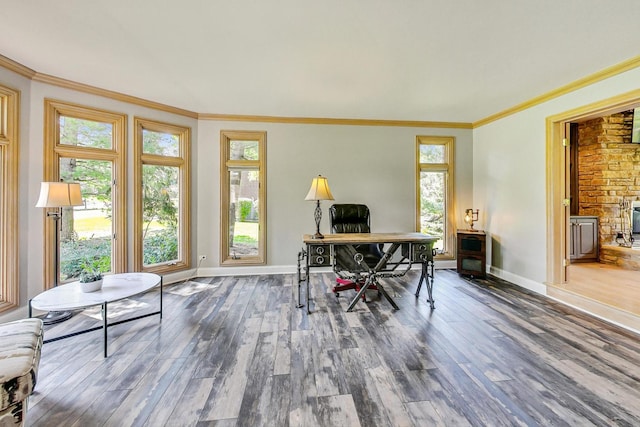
top-left (329, 204), bottom-right (370, 233)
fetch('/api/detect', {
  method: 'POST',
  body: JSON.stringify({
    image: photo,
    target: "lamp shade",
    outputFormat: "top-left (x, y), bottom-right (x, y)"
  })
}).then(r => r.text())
top-left (35, 182), bottom-right (84, 208)
top-left (305, 175), bottom-right (334, 201)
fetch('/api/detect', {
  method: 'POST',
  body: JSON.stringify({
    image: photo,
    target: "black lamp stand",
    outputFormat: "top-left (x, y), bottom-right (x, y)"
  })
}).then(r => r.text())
top-left (312, 200), bottom-right (324, 239)
top-left (41, 209), bottom-right (73, 325)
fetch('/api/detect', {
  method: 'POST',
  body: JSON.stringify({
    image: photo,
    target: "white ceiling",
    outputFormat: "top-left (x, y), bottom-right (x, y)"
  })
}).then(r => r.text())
top-left (2, 0), bottom-right (640, 123)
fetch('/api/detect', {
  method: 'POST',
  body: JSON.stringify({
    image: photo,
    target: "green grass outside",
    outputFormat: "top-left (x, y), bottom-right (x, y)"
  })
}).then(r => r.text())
top-left (234, 221), bottom-right (258, 244)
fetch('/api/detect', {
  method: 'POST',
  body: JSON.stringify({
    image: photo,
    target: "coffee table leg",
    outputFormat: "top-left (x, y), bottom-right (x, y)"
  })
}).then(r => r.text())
top-left (102, 302), bottom-right (108, 358)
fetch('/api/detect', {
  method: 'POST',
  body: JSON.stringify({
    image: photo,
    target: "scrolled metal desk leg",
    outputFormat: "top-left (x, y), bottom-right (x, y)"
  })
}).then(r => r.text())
top-left (347, 275), bottom-right (373, 312)
top-left (376, 279), bottom-right (400, 311)
top-left (296, 250), bottom-right (304, 308)
top-left (426, 259), bottom-right (435, 309)
top-left (306, 251), bottom-right (311, 314)
top-left (415, 263), bottom-right (427, 298)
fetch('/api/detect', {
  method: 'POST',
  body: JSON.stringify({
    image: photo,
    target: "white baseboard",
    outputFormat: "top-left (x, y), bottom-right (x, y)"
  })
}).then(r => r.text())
top-left (487, 265), bottom-right (547, 295)
top-left (196, 259), bottom-right (456, 278)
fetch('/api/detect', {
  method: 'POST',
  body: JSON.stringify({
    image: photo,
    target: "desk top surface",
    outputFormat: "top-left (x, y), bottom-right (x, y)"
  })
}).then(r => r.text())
top-left (303, 232), bottom-right (438, 244)
top-left (31, 272), bottom-right (161, 311)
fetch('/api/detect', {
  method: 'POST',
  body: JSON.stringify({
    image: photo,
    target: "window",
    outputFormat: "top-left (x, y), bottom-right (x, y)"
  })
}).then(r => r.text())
top-left (220, 130), bottom-right (266, 265)
top-left (134, 118), bottom-right (191, 273)
top-left (0, 85), bottom-right (19, 312)
top-left (43, 99), bottom-right (126, 287)
top-left (416, 135), bottom-right (455, 258)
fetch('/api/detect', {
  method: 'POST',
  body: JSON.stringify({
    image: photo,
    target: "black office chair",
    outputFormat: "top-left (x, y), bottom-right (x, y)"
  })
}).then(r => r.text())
top-left (329, 204), bottom-right (384, 300)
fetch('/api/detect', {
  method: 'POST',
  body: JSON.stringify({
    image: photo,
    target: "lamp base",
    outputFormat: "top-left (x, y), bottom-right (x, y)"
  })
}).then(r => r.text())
top-left (39, 310), bottom-right (74, 325)
top-left (312, 232), bottom-right (325, 239)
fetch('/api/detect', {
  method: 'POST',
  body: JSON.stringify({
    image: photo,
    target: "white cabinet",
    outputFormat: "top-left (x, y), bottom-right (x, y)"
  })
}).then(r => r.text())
top-left (570, 216), bottom-right (598, 261)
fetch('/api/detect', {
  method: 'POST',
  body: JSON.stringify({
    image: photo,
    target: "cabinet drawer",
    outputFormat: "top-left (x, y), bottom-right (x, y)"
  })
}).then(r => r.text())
top-left (308, 244), bottom-right (331, 266)
top-left (402, 242), bottom-right (434, 262)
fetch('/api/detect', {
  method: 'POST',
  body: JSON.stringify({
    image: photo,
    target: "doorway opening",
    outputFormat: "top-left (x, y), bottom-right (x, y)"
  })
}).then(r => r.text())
top-left (546, 89), bottom-right (640, 329)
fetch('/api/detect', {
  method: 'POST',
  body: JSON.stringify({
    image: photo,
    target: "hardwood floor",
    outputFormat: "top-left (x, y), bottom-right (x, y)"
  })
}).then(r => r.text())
top-left (28, 270), bottom-right (640, 426)
top-left (565, 262), bottom-right (640, 315)
top-left (548, 262), bottom-right (640, 332)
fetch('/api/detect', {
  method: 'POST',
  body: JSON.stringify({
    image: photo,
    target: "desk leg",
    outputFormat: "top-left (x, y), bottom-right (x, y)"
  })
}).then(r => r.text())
top-left (346, 242), bottom-right (401, 312)
top-left (347, 276), bottom-right (374, 312)
top-left (376, 280), bottom-right (400, 311)
top-left (415, 262), bottom-right (427, 297)
top-left (415, 261), bottom-right (436, 310)
top-left (296, 250), bottom-right (305, 309)
top-left (306, 256), bottom-right (311, 314)
top-left (102, 302), bottom-right (108, 358)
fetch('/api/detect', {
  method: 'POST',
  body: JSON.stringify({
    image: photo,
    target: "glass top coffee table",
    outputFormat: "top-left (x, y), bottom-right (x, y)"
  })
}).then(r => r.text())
top-left (29, 272), bottom-right (162, 357)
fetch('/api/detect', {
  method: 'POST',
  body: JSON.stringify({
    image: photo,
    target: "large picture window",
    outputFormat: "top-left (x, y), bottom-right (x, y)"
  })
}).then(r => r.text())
top-left (134, 118), bottom-right (191, 273)
top-left (0, 85), bottom-right (19, 312)
top-left (416, 135), bottom-right (455, 258)
top-left (220, 130), bottom-right (266, 265)
top-left (43, 99), bottom-right (126, 287)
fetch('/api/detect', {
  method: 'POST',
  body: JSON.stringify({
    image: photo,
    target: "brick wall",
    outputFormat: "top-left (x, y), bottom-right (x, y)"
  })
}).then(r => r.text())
top-left (577, 110), bottom-right (638, 255)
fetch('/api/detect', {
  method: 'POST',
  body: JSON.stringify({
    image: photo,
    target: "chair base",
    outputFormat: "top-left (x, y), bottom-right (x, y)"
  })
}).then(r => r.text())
top-left (333, 278), bottom-right (378, 301)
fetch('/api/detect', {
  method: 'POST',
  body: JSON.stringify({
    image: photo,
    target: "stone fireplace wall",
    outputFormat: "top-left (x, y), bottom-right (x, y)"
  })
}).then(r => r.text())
top-left (577, 110), bottom-right (638, 261)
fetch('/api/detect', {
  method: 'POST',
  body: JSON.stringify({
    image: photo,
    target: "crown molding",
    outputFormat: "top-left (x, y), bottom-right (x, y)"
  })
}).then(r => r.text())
top-left (473, 55), bottom-right (640, 129)
top-left (0, 54), bottom-right (36, 79)
top-left (199, 113), bottom-right (473, 129)
top-left (3, 52), bottom-right (637, 129)
top-left (31, 72), bottom-right (198, 119)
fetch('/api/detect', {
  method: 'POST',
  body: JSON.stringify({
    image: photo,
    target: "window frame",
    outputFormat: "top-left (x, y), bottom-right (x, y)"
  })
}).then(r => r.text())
top-left (0, 85), bottom-right (19, 313)
top-left (133, 117), bottom-right (191, 274)
top-left (220, 130), bottom-right (267, 266)
top-left (43, 99), bottom-right (127, 288)
top-left (415, 135), bottom-right (455, 259)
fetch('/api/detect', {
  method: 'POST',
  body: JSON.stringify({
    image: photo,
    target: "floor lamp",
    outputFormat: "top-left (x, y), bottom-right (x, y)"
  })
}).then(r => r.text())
top-left (36, 181), bottom-right (84, 324)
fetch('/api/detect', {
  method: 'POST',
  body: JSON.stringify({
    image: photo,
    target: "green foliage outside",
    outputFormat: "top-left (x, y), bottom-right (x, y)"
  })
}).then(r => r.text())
top-left (143, 229), bottom-right (178, 265)
top-left (60, 237), bottom-right (111, 281)
top-left (233, 234), bottom-right (257, 245)
top-left (238, 199), bottom-right (253, 222)
top-left (420, 171), bottom-right (445, 249)
top-left (60, 228), bottom-right (178, 280)
top-left (57, 117), bottom-right (180, 276)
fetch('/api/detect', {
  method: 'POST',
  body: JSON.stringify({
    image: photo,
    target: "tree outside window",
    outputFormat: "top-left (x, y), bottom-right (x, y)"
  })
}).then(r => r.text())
top-left (416, 136), bottom-right (455, 258)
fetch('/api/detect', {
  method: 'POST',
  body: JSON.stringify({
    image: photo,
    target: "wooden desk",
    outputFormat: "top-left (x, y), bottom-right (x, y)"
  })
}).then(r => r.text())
top-left (297, 232), bottom-right (438, 313)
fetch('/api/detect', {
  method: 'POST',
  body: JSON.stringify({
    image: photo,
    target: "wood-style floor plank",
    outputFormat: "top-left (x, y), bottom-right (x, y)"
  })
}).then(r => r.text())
top-left (27, 270), bottom-right (640, 426)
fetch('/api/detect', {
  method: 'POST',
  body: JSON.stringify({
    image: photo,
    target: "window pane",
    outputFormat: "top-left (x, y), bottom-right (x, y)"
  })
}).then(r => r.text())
top-left (143, 129), bottom-right (179, 157)
top-left (230, 140), bottom-right (259, 160)
top-left (59, 116), bottom-right (112, 149)
top-left (419, 144), bottom-right (445, 163)
top-left (59, 158), bottom-right (113, 281)
top-left (143, 165), bottom-right (179, 266)
top-left (420, 171), bottom-right (445, 251)
top-left (228, 169), bottom-right (259, 257)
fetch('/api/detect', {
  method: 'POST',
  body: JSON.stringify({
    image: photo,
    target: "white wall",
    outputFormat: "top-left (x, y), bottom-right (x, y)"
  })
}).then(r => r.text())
top-left (0, 65), bottom-right (473, 321)
top-left (473, 66), bottom-right (640, 292)
top-left (0, 68), bottom-right (198, 322)
top-left (196, 121), bottom-right (473, 271)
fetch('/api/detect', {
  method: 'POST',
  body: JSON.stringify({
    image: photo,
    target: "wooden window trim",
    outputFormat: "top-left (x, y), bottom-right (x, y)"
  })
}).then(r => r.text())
top-left (0, 85), bottom-right (19, 313)
top-left (415, 135), bottom-right (456, 260)
top-left (133, 117), bottom-right (191, 274)
top-left (220, 130), bottom-right (267, 266)
top-left (43, 99), bottom-right (127, 288)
